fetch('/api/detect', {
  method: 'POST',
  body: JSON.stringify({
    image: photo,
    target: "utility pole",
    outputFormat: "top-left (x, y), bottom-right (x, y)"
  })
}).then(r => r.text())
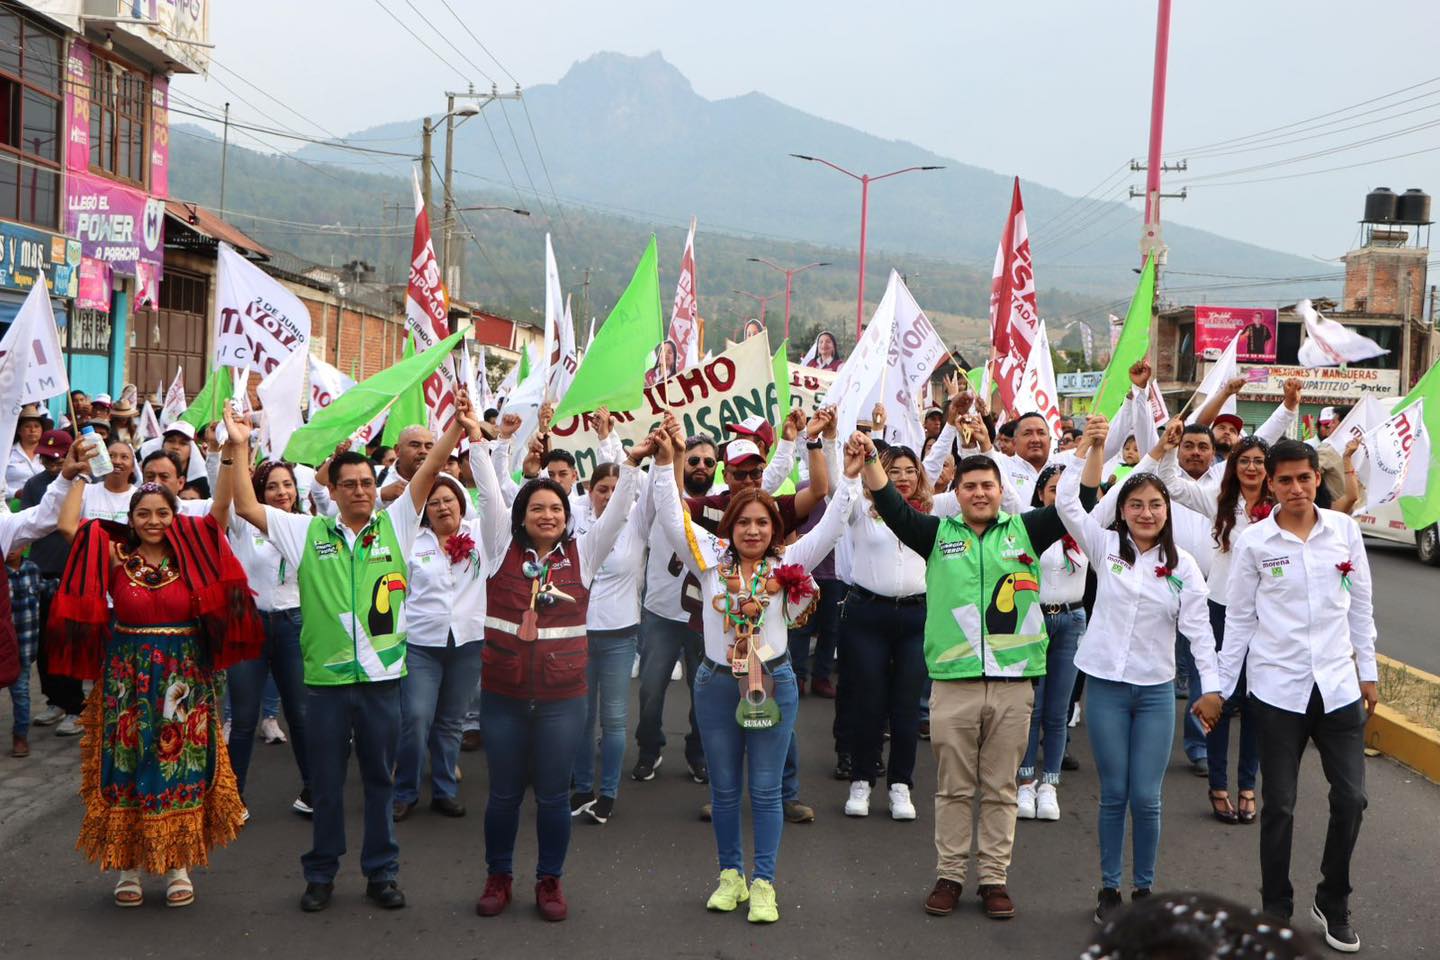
top-left (581, 267), bottom-right (592, 327)
top-left (382, 200), bottom-right (406, 285)
top-left (218, 101), bottom-right (230, 213)
top-left (1137, 0), bottom-right (1176, 269)
top-left (420, 117), bottom-right (433, 221)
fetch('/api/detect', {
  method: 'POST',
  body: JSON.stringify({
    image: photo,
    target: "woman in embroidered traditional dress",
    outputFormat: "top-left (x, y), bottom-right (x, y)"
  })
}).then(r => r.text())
top-left (651, 427), bottom-right (865, 924)
top-left (52, 480), bottom-right (262, 908)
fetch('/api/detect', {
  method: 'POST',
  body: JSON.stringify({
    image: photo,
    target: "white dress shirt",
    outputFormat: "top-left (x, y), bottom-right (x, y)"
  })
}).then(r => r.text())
top-left (1221, 507), bottom-right (1377, 713)
top-left (575, 471), bottom-right (650, 631)
top-left (6, 446), bottom-right (42, 499)
top-left (0, 474), bottom-right (75, 554)
top-left (228, 514), bottom-right (300, 612)
top-left (264, 494), bottom-right (423, 571)
top-left (1056, 464), bottom-right (1219, 691)
top-left (1205, 401), bottom-right (1299, 482)
top-left (1095, 453), bottom-right (1214, 579)
top-left (841, 497), bottom-right (927, 597)
top-left (652, 467), bottom-right (860, 663)
top-left (405, 519), bottom-right (490, 647)
top-left (1037, 538), bottom-right (1088, 605)
top-left (1157, 450), bottom-right (1264, 603)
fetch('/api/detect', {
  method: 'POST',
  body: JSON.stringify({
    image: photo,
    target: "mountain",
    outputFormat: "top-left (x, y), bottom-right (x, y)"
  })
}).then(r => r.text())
top-left (295, 51), bottom-right (1339, 303)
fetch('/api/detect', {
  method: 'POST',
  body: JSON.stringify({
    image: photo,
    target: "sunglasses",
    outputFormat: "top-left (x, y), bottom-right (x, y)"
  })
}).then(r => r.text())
top-left (687, 455), bottom-right (717, 468)
top-left (728, 466), bottom-right (764, 482)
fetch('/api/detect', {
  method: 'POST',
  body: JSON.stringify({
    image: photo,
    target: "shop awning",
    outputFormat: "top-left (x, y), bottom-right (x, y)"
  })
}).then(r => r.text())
top-left (164, 201), bottom-right (271, 259)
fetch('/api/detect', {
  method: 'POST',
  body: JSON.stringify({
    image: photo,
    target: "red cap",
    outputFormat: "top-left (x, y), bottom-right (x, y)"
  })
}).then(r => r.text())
top-left (37, 429), bottom-right (73, 458)
top-left (726, 414), bottom-right (775, 450)
top-left (1212, 413), bottom-right (1244, 432)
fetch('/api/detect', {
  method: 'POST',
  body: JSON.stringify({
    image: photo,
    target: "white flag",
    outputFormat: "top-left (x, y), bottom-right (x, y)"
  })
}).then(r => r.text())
top-left (828, 278), bottom-right (898, 440)
top-left (1324, 395), bottom-right (1387, 456)
top-left (214, 243), bottom-right (312, 375)
top-left (472, 345), bottom-right (496, 412)
top-left (0, 281), bottom-right (62, 482)
top-left (1011, 321), bottom-right (1063, 439)
top-left (137, 401), bottom-right (162, 444)
top-left (1296, 299), bottom-right (1388, 367)
top-left (257, 345), bottom-right (309, 460)
top-left (881, 273), bottom-right (949, 452)
top-left (800, 333), bottom-right (821, 367)
top-left (159, 366), bottom-right (187, 426)
top-left (6, 282), bottom-right (69, 405)
top-left (1358, 399), bottom-right (1428, 511)
top-left (1186, 331), bottom-right (1240, 424)
top-left (542, 234), bottom-right (563, 396)
top-left (585, 316), bottom-right (596, 353)
top-left (406, 170), bottom-right (459, 430)
top-left (548, 292), bottom-right (577, 404)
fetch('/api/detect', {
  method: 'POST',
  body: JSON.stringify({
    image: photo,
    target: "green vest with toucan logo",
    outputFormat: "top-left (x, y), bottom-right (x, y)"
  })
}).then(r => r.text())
top-left (297, 512), bottom-right (409, 685)
top-left (924, 512), bottom-right (1048, 680)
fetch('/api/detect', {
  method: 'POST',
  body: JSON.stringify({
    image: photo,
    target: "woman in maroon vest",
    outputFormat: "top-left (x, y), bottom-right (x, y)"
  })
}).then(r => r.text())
top-left (466, 413), bottom-right (656, 922)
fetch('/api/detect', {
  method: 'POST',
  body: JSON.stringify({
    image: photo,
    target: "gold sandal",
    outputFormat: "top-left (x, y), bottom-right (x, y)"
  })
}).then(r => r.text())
top-left (114, 871), bottom-right (143, 908)
top-left (165, 868), bottom-right (195, 908)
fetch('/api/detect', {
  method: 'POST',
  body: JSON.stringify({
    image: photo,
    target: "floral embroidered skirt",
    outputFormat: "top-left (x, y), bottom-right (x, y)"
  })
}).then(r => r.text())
top-left (78, 623), bottom-right (246, 873)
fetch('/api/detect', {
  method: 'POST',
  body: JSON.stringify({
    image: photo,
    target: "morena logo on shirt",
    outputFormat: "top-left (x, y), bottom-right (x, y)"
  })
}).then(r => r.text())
top-left (1106, 553), bottom-right (1131, 573)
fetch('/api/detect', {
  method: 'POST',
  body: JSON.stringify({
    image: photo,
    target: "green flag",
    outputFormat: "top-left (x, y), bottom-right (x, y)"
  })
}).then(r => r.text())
top-left (284, 328), bottom-right (467, 465)
top-left (552, 237), bottom-right (662, 421)
top-left (381, 338), bottom-right (427, 447)
top-left (771, 339), bottom-right (790, 466)
top-left (1398, 358), bottom-right (1440, 528)
top-left (1092, 254), bottom-right (1155, 419)
top-left (518, 342), bottom-right (531, 383)
top-left (179, 367), bottom-right (234, 431)
top-left (965, 366), bottom-right (985, 397)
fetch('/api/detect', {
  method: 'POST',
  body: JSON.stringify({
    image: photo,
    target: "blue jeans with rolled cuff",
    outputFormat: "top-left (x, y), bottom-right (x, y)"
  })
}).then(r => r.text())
top-left (572, 627), bottom-right (639, 800)
top-left (396, 635), bottom-right (484, 805)
top-left (693, 658), bottom-right (799, 882)
top-left (1019, 608), bottom-right (1086, 784)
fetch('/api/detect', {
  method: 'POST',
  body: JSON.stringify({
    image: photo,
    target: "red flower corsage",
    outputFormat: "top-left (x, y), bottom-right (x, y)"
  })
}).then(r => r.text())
top-left (1248, 501), bottom-right (1275, 525)
top-left (1060, 535), bottom-right (1082, 573)
top-left (444, 531), bottom-right (477, 565)
top-left (361, 532), bottom-right (376, 549)
top-left (1336, 560), bottom-right (1354, 591)
top-left (1155, 564), bottom-right (1183, 594)
top-left (772, 563), bottom-right (817, 604)
top-left (1017, 552), bottom-right (1035, 567)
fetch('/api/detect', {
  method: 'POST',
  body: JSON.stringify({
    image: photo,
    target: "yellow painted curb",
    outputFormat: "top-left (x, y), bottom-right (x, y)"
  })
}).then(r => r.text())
top-left (1369, 655), bottom-right (1440, 784)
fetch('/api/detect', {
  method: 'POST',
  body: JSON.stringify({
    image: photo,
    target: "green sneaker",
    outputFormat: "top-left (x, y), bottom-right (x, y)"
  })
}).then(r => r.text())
top-left (705, 869), bottom-right (749, 912)
top-left (747, 878), bottom-right (779, 923)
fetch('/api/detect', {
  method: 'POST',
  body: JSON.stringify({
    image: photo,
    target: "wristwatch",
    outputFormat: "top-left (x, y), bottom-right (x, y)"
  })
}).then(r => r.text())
top-left (806, 438), bottom-right (824, 450)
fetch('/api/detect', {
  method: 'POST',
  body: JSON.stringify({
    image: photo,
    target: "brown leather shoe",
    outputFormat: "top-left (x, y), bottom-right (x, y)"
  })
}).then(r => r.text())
top-left (978, 883), bottom-right (1016, 919)
top-left (10, 735), bottom-right (29, 758)
top-left (461, 730), bottom-right (484, 752)
top-left (924, 878), bottom-right (963, 916)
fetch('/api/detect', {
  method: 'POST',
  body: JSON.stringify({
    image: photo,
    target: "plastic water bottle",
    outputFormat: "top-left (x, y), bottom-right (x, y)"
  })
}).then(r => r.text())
top-left (81, 426), bottom-right (113, 481)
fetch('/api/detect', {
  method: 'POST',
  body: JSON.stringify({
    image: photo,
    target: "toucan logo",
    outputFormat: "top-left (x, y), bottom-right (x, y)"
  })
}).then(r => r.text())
top-left (985, 571), bottom-right (1038, 636)
top-left (368, 573), bottom-right (407, 637)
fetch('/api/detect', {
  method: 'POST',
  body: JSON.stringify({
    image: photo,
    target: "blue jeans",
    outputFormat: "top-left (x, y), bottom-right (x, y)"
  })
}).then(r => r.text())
top-left (786, 578), bottom-right (844, 683)
top-left (396, 637), bottom-right (484, 805)
top-left (482, 691), bottom-right (588, 879)
top-left (840, 593), bottom-right (927, 786)
top-left (1085, 677), bottom-right (1175, 890)
top-left (1175, 631), bottom-right (1206, 762)
top-left (573, 627), bottom-right (638, 799)
top-left (635, 611), bottom-right (704, 767)
top-left (692, 659), bottom-right (799, 882)
top-left (1205, 600), bottom-right (1259, 792)
top-left (301, 680), bottom-right (401, 884)
top-left (227, 608), bottom-right (309, 796)
top-left (7, 643), bottom-right (34, 737)
top-left (1020, 608), bottom-right (1086, 783)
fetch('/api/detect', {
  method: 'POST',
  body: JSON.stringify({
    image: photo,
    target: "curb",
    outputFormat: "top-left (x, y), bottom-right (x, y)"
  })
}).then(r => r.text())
top-left (1368, 655), bottom-right (1440, 784)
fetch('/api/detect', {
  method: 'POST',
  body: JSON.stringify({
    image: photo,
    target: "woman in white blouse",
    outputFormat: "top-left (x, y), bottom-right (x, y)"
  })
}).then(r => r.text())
top-left (392, 429), bottom-right (502, 821)
top-left (652, 428), bottom-right (865, 924)
top-left (211, 459), bottom-right (311, 816)
top-left (1056, 414), bottom-right (1224, 923)
top-left (838, 443), bottom-right (930, 823)
top-left (1016, 461), bottom-right (1089, 823)
top-left (569, 458), bottom-right (650, 825)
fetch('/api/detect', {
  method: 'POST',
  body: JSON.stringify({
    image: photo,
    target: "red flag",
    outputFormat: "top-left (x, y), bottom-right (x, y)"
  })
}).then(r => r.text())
top-left (667, 218), bottom-right (700, 370)
top-left (407, 170), bottom-right (459, 429)
top-left (987, 178), bottom-right (1040, 416)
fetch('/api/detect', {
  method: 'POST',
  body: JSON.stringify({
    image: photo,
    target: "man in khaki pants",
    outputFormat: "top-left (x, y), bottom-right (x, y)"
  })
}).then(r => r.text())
top-left (864, 426), bottom-right (1095, 919)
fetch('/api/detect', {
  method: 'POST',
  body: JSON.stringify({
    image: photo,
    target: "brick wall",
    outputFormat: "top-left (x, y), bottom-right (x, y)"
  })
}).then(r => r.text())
top-left (282, 286), bottom-right (406, 379)
top-left (1342, 247), bottom-right (1428, 317)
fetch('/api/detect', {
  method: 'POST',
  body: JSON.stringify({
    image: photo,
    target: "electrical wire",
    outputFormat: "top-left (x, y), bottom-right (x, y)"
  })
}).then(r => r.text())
top-left (401, 0), bottom-right (494, 84)
top-left (371, 0), bottom-right (468, 83)
top-left (435, 0), bottom-right (519, 84)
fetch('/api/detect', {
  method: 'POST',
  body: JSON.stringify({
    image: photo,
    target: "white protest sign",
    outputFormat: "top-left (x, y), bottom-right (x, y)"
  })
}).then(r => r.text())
top-left (787, 363), bottom-right (838, 415)
top-left (214, 243), bottom-right (312, 375)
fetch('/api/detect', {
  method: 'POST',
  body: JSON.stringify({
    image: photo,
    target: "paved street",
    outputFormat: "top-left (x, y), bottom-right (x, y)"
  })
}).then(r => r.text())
top-left (3, 659), bottom-right (1439, 958)
top-left (1364, 536), bottom-right (1440, 675)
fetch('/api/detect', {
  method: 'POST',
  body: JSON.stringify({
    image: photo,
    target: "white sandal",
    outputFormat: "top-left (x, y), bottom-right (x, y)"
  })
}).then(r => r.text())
top-left (165, 867), bottom-right (195, 908)
top-left (114, 870), bottom-right (143, 907)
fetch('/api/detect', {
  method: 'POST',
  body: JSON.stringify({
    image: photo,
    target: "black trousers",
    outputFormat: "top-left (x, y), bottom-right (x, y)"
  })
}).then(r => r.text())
top-left (1251, 685), bottom-right (1368, 919)
top-left (36, 585), bottom-right (84, 716)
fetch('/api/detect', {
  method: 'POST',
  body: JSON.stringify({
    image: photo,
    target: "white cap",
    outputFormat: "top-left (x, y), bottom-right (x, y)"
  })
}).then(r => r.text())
top-left (724, 438), bottom-right (764, 466)
top-left (92, 393), bottom-right (113, 406)
top-left (163, 421), bottom-right (196, 441)
top-left (1319, 406), bottom-right (1337, 423)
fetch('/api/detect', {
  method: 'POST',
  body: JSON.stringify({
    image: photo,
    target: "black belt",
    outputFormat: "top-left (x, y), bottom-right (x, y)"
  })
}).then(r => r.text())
top-left (702, 651), bottom-right (791, 676)
top-left (847, 585), bottom-right (926, 606)
top-left (1041, 601), bottom-right (1084, 615)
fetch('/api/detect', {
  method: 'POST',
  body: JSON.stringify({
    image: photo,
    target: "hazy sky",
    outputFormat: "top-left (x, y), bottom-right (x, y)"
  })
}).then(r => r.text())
top-left (178, 0), bottom-right (1439, 264)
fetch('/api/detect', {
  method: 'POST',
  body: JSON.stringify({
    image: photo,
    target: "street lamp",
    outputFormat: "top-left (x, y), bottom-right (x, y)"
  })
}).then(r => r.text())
top-left (790, 154), bottom-right (944, 338)
top-left (746, 257), bottom-right (829, 341)
top-left (733, 289), bottom-right (784, 332)
top-left (456, 205), bottom-right (531, 216)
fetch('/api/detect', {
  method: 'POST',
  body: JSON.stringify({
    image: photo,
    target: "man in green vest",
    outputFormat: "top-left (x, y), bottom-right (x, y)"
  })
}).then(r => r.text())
top-left (223, 398), bottom-right (463, 914)
top-left (861, 427), bottom-right (1095, 921)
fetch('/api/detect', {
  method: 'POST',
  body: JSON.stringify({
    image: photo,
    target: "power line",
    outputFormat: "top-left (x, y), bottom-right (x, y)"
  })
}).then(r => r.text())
top-left (1179, 89), bottom-right (1440, 161)
top-left (372, 0), bottom-right (468, 83)
top-left (1028, 162), bottom-right (1129, 234)
top-left (435, 0), bottom-right (519, 84)
top-left (1183, 116), bottom-right (1440, 183)
top-left (167, 97), bottom-right (419, 157)
top-left (402, 0), bottom-right (494, 84)
top-left (476, 111), bottom-right (531, 215)
top-left (517, 95), bottom-right (571, 235)
top-left (495, 98), bottom-right (554, 225)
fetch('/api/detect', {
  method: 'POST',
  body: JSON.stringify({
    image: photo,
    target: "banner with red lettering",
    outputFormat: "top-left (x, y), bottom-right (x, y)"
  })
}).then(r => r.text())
top-left (987, 178), bottom-right (1040, 416)
top-left (1011, 321), bottom-right (1062, 438)
top-left (407, 170), bottom-right (459, 429)
top-left (1359, 399), bottom-right (1428, 511)
top-left (668, 219), bottom-right (700, 370)
top-left (213, 242), bottom-right (311, 375)
top-left (549, 333), bottom-right (778, 480)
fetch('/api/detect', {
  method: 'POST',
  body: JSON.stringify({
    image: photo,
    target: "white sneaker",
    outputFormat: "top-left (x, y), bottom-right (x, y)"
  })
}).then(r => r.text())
top-left (670, 661), bottom-right (683, 681)
top-left (1069, 703), bottom-right (1082, 728)
top-left (888, 783), bottom-right (917, 821)
top-left (260, 717), bottom-right (287, 744)
top-left (1035, 783), bottom-right (1060, 821)
top-left (631, 653), bottom-right (641, 680)
top-left (55, 715), bottom-right (82, 737)
top-left (1016, 781), bottom-right (1037, 820)
top-left (222, 720), bottom-right (232, 744)
top-left (844, 781), bottom-right (871, 817)
top-left (32, 704), bottom-right (65, 727)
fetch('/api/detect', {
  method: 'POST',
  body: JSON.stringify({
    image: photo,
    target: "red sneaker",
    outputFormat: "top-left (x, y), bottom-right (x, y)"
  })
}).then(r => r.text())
top-left (475, 874), bottom-right (512, 917)
top-left (811, 678), bottom-right (837, 699)
top-left (536, 875), bottom-right (568, 921)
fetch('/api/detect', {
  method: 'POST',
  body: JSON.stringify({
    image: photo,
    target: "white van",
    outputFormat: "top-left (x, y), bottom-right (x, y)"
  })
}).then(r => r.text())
top-left (1353, 499), bottom-right (1440, 565)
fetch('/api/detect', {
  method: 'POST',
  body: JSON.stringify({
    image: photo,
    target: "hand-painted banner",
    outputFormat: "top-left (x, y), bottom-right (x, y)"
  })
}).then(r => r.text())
top-left (786, 362), bottom-right (837, 415)
top-left (550, 333), bottom-right (778, 480)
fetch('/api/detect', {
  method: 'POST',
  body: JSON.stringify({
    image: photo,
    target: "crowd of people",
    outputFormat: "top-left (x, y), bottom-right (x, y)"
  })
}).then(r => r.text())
top-left (0, 366), bottom-right (1379, 952)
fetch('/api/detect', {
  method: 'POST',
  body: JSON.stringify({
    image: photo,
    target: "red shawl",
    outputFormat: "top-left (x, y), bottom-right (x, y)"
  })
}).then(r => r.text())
top-left (47, 515), bottom-right (264, 680)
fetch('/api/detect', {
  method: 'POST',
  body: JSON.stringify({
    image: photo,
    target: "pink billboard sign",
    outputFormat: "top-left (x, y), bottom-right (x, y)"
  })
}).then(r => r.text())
top-left (1195, 305), bottom-right (1278, 363)
top-left (65, 40), bottom-right (92, 173)
top-left (151, 75), bottom-right (169, 199)
top-left (65, 171), bottom-right (166, 276)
